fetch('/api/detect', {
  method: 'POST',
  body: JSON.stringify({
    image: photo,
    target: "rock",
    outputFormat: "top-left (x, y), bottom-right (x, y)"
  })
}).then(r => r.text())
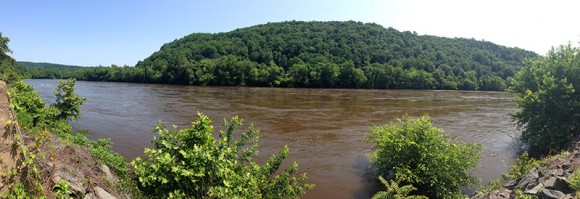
top-left (503, 180), bottom-right (517, 189)
top-left (538, 189), bottom-right (566, 199)
top-left (562, 194), bottom-right (574, 199)
top-left (52, 164), bottom-right (87, 194)
top-left (84, 192), bottom-right (97, 199)
top-left (523, 183), bottom-right (543, 195)
top-left (100, 164), bottom-right (118, 184)
top-left (543, 177), bottom-right (572, 194)
top-left (561, 163), bottom-right (570, 170)
top-left (489, 188), bottom-right (511, 199)
top-left (539, 175), bottom-right (552, 185)
top-left (471, 193), bottom-right (486, 199)
top-left (516, 167), bottom-right (541, 190)
top-left (94, 186), bottom-right (117, 199)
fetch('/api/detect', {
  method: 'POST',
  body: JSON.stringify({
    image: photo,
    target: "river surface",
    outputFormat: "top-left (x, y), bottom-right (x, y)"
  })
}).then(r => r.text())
top-left (26, 79), bottom-right (521, 198)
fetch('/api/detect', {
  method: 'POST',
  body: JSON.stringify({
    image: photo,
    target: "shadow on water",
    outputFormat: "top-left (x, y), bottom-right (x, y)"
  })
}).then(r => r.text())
top-left (352, 155), bottom-right (381, 199)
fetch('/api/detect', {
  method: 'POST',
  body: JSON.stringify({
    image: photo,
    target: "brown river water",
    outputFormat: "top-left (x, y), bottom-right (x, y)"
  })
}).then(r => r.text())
top-left (26, 79), bottom-right (521, 198)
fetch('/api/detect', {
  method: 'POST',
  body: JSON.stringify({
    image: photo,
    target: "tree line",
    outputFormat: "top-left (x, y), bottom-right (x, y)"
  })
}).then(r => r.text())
top-left (22, 21), bottom-right (537, 91)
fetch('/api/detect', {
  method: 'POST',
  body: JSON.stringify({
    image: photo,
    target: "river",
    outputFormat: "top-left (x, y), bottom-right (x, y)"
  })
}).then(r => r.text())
top-left (26, 79), bottom-right (521, 198)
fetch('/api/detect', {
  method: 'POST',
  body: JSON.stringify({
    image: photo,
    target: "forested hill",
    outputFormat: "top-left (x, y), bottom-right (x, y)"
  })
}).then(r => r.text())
top-left (17, 61), bottom-right (86, 79)
top-left (131, 21), bottom-right (536, 90)
top-left (18, 61), bottom-right (85, 70)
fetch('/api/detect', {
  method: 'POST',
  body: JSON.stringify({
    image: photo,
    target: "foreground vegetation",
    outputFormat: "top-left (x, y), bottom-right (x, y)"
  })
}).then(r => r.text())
top-left (3, 29), bottom-right (580, 198)
top-left (366, 115), bottom-right (481, 198)
top-left (21, 21), bottom-right (537, 91)
top-left (509, 44), bottom-right (580, 152)
top-left (1, 33), bottom-right (313, 198)
top-left (132, 114), bottom-right (313, 198)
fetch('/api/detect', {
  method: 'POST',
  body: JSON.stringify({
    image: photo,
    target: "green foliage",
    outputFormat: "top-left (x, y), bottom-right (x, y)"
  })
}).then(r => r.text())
top-left (365, 115), bottom-right (482, 198)
top-left (53, 78), bottom-right (86, 121)
top-left (25, 21), bottom-right (536, 91)
top-left (0, 33), bottom-right (25, 83)
top-left (513, 189), bottom-right (537, 199)
top-left (371, 176), bottom-right (426, 199)
top-left (131, 113), bottom-right (313, 198)
top-left (508, 44), bottom-right (580, 152)
top-left (502, 152), bottom-right (539, 180)
top-left (53, 180), bottom-right (72, 199)
top-left (7, 79), bottom-right (128, 189)
top-left (8, 79), bottom-right (85, 131)
top-left (569, 170), bottom-right (580, 191)
top-left (7, 81), bottom-right (47, 130)
top-left (56, 130), bottom-right (129, 176)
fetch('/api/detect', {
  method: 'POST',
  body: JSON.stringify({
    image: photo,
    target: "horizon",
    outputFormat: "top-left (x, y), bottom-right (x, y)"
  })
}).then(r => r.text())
top-left (1, 0), bottom-right (579, 66)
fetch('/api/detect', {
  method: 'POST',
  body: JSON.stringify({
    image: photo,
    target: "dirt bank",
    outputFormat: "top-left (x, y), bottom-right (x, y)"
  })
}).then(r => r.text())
top-left (0, 81), bottom-right (125, 198)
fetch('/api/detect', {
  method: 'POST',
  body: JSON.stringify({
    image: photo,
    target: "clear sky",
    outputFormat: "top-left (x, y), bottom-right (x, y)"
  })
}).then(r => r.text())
top-left (0, 0), bottom-right (579, 66)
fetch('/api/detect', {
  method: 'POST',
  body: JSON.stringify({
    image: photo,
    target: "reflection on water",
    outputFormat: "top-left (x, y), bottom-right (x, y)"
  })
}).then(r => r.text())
top-left (27, 79), bottom-right (520, 199)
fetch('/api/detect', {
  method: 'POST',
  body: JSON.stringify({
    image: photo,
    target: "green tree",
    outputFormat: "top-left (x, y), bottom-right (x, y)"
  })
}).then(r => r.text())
top-left (0, 33), bottom-right (24, 83)
top-left (365, 115), bottom-right (481, 198)
top-left (508, 44), bottom-right (580, 152)
top-left (131, 113), bottom-right (313, 198)
top-left (52, 78), bottom-right (86, 121)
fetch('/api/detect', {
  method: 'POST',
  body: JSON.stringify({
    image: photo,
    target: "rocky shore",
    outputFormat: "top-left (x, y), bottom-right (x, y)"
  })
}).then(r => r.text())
top-left (0, 81), bottom-right (124, 198)
top-left (473, 144), bottom-right (580, 199)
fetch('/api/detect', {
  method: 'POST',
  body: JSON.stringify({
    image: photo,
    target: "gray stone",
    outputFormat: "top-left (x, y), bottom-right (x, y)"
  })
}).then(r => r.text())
top-left (52, 165), bottom-right (86, 194)
top-left (471, 193), bottom-right (486, 199)
top-left (539, 175), bottom-right (551, 185)
top-left (538, 189), bottom-right (566, 199)
top-left (516, 167), bottom-right (541, 190)
top-left (100, 164), bottom-right (118, 184)
top-left (523, 183), bottom-right (543, 194)
top-left (94, 186), bottom-right (117, 199)
top-left (503, 180), bottom-right (517, 189)
top-left (544, 177), bottom-right (572, 194)
top-left (84, 192), bottom-right (97, 199)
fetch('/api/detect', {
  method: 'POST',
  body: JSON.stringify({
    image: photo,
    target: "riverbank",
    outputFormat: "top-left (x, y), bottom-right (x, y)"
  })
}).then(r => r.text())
top-left (473, 143), bottom-right (580, 198)
top-left (0, 81), bottom-right (130, 198)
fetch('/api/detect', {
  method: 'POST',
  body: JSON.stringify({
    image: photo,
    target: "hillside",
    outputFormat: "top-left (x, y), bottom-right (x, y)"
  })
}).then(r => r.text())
top-left (131, 21), bottom-right (537, 90)
top-left (25, 21), bottom-right (538, 90)
top-left (17, 61), bottom-right (85, 79)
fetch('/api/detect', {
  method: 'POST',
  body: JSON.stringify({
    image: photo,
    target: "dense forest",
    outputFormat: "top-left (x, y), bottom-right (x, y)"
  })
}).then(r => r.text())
top-left (24, 21), bottom-right (538, 90)
top-left (0, 33), bottom-right (26, 83)
top-left (18, 61), bottom-right (85, 79)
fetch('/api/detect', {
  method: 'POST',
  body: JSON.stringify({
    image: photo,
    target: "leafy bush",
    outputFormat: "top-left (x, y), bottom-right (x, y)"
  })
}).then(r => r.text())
top-left (371, 176), bottom-right (426, 199)
top-left (365, 115), bottom-right (481, 198)
top-left (7, 80), bottom-right (46, 130)
top-left (508, 44), bottom-right (580, 152)
top-left (53, 78), bottom-right (86, 121)
top-left (570, 170), bottom-right (580, 191)
top-left (502, 152), bottom-right (539, 180)
top-left (8, 79), bottom-right (86, 131)
top-left (131, 113), bottom-right (313, 198)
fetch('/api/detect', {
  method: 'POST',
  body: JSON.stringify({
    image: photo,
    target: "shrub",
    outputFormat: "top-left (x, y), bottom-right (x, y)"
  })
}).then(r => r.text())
top-left (502, 152), bottom-right (539, 180)
top-left (365, 115), bottom-right (481, 198)
top-left (371, 176), bottom-right (426, 199)
top-left (131, 113), bottom-right (313, 198)
top-left (570, 170), bottom-right (580, 191)
top-left (7, 80), bottom-right (46, 130)
top-left (53, 78), bottom-right (86, 121)
top-left (508, 44), bottom-right (580, 152)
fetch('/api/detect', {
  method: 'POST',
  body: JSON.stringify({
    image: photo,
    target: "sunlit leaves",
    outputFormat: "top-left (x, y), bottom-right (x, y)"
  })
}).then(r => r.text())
top-left (365, 115), bottom-right (481, 198)
top-left (131, 113), bottom-right (313, 198)
top-left (508, 44), bottom-right (580, 152)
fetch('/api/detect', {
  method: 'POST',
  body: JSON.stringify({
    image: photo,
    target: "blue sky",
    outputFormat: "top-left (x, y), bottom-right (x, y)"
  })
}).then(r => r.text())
top-left (1, 0), bottom-right (579, 66)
